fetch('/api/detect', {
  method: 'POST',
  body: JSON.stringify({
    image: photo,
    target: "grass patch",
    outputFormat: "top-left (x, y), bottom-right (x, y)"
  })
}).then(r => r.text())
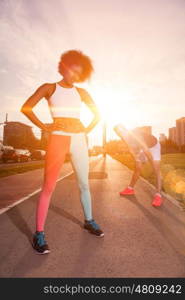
top-left (0, 161), bottom-right (45, 178)
top-left (161, 153), bottom-right (185, 169)
top-left (0, 156), bottom-right (71, 178)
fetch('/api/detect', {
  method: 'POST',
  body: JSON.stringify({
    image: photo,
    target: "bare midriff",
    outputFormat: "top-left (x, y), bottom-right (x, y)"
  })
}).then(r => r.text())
top-left (53, 117), bottom-right (85, 133)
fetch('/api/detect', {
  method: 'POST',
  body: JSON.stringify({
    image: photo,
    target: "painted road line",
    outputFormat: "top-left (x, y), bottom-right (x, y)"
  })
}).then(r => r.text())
top-left (0, 171), bottom-right (74, 215)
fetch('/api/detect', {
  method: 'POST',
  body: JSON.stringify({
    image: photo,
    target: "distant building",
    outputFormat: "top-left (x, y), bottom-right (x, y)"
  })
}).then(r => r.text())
top-left (0, 140), bottom-right (3, 150)
top-left (159, 133), bottom-right (167, 143)
top-left (169, 127), bottom-right (177, 144)
top-left (176, 117), bottom-right (185, 146)
top-left (3, 121), bottom-right (39, 149)
top-left (0, 141), bottom-right (3, 161)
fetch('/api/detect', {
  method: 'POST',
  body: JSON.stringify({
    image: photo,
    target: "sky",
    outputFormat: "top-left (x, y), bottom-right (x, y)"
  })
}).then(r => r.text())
top-left (0, 0), bottom-right (185, 147)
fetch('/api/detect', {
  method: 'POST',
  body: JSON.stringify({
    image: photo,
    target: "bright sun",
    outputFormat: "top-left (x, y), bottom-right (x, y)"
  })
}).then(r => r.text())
top-left (80, 85), bottom-right (145, 146)
top-left (79, 85), bottom-right (145, 146)
top-left (91, 87), bottom-right (140, 130)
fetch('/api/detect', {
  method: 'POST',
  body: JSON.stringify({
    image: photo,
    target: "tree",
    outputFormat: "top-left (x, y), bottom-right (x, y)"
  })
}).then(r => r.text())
top-left (160, 139), bottom-right (179, 154)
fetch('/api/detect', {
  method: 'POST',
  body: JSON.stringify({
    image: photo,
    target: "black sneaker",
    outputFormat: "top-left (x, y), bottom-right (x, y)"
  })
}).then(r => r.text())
top-left (32, 231), bottom-right (50, 254)
top-left (84, 219), bottom-right (104, 237)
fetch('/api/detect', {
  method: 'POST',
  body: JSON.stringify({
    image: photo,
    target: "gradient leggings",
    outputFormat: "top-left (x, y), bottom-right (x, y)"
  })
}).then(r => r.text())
top-left (36, 132), bottom-right (92, 232)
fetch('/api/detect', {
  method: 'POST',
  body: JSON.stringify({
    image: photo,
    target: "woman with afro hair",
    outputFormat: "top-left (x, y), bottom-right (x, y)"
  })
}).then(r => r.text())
top-left (21, 50), bottom-right (104, 254)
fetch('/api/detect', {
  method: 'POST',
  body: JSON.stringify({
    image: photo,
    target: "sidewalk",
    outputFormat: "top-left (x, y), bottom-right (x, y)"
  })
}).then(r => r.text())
top-left (0, 155), bottom-right (185, 278)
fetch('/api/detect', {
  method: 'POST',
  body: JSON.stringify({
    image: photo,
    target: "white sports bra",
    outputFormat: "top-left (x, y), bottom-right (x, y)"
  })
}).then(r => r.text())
top-left (48, 83), bottom-right (82, 119)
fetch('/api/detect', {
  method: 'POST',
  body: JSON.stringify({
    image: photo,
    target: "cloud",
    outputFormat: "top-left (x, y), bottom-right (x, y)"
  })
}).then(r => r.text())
top-left (0, 0), bottom-right (185, 141)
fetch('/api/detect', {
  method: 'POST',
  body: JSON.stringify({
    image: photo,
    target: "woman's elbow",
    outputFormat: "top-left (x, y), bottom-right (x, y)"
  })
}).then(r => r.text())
top-left (20, 105), bottom-right (30, 115)
top-left (20, 106), bottom-right (26, 115)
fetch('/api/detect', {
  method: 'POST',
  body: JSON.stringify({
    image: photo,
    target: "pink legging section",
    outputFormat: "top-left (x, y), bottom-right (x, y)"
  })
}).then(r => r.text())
top-left (36, 134), bottom-right (71, 232)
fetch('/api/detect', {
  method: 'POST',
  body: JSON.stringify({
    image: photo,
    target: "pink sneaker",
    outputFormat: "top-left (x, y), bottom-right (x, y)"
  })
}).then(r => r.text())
top-left (120, 187), bottom-right (135, 196)
top-left (152, 194), bottom-right (163, 207)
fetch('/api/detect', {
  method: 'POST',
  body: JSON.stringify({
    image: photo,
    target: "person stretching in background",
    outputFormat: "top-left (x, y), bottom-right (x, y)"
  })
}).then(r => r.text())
top-left (114, 124), bottom-right (163, 207)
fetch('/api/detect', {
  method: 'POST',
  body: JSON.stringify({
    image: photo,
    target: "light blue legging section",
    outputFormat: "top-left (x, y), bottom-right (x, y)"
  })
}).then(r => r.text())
top-left (52, 131), bottom-right (92, 221)
top-left (70, 132), bottom-right (92, 221)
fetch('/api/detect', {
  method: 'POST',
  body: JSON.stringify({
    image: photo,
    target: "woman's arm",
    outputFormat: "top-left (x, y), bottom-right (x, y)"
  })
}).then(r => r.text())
top-left (20, 83), bottom-right (53, 131)
top-left (77, 88), bottom-right (101, 134)
top-left (142, 148), bottom-right (155, 165)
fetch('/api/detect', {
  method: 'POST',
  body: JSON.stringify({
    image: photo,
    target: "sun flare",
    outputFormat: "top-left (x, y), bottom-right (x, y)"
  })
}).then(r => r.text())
top-left (91, 87), bottom-right (141, 130)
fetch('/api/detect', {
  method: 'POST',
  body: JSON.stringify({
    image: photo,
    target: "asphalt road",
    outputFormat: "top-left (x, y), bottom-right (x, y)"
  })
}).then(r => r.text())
top-left (0, 155), bottom-right (185, 278)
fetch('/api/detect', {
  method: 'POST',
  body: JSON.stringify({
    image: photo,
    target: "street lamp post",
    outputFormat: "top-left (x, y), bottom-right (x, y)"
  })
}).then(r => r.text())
top-left (103, 121), bottom-right (107, 157)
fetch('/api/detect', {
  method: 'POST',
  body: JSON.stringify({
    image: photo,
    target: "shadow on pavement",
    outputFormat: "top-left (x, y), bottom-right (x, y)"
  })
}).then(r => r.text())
top-left (6, 206), bottom-right (33, 243)
top-left (120, 194), bottom-right (138, 202)
top-left (50, 204), bottom-right (84, 228)
top-left (126, 195), bottom-right (185, 257)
